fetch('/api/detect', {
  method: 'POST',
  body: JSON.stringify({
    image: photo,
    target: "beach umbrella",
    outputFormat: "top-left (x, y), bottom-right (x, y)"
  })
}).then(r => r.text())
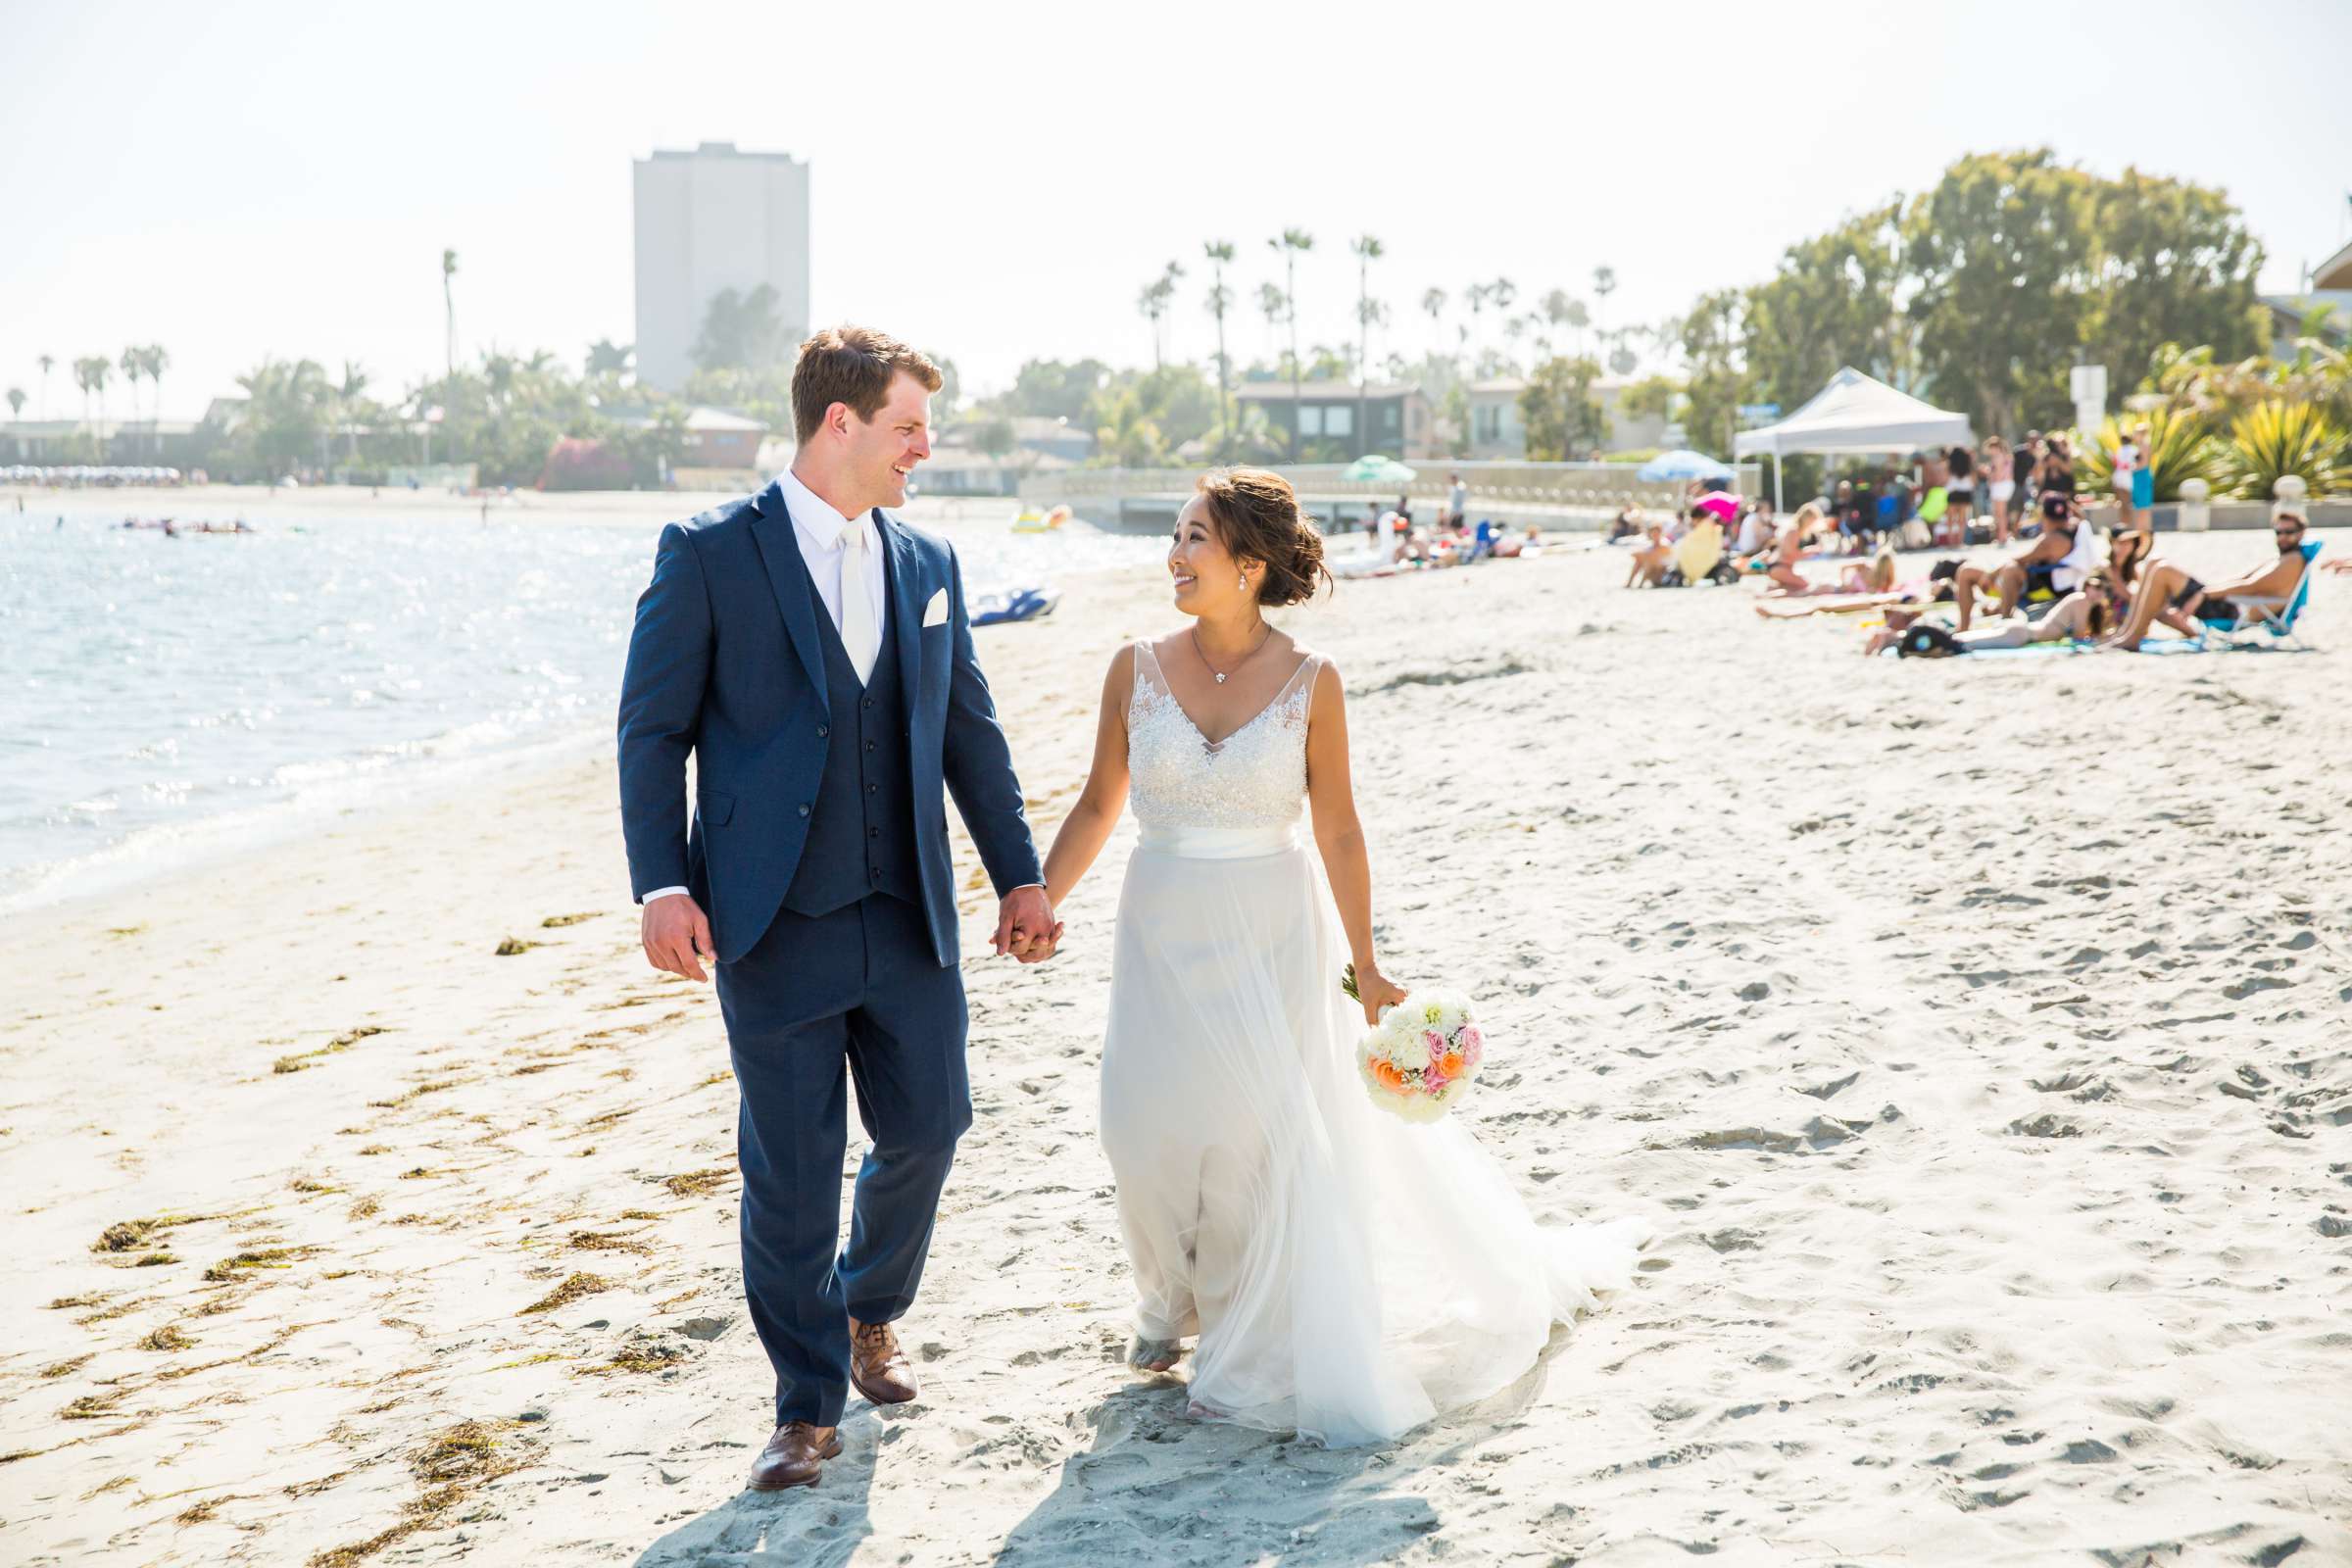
top-left (1342, 454), bottom-right (1418, 484)
top-left (1691, 491), bottom-right (1740, 522)
top-left (1638, 449), bottom-right (1735, 483)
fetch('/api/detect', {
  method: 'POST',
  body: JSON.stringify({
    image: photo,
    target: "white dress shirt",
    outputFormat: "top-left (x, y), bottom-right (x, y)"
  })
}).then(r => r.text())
top-left (776, 466), bottom-right (889, 650)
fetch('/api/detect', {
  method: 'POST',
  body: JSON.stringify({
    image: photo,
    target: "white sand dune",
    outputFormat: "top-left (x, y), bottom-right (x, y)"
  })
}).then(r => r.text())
top-left (2, 529), bottom-right (2346, 1566)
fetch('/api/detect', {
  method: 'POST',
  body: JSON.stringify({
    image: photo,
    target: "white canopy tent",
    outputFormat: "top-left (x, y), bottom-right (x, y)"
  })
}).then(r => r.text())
top-left (1734, 367), bottom-right (1975, 512)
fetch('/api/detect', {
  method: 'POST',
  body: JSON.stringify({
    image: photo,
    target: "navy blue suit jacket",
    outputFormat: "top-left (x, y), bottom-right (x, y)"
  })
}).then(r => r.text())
top-left (616, 480), bottom-right (1043, 966)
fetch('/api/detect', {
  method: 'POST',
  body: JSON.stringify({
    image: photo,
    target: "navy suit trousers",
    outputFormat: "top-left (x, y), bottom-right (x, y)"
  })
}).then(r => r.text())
top-left (714, 890), bottom-right (971, 1427)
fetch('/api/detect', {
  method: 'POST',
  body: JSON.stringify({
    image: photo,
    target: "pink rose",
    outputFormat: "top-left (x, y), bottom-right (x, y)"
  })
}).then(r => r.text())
top-left (1423, 1029), bottom-right (1447, 1063)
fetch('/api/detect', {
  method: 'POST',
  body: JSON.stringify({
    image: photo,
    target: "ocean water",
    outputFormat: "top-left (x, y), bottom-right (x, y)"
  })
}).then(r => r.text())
top-left (0, 496), bottom-right (1163, 909)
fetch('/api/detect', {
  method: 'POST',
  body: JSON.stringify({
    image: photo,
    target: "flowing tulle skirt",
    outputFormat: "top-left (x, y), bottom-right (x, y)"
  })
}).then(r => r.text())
top-left (1100, 835), bottom-right (1651, 1446)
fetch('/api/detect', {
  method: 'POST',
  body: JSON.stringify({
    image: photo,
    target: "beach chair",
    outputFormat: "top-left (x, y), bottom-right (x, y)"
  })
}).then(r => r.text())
top-left (2196, 541), bottom-right (2323, 651)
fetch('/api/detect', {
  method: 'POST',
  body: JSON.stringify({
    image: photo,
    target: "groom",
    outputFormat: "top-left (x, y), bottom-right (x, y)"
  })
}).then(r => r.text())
top-left (616, 326), bottom-right (1058, 1491)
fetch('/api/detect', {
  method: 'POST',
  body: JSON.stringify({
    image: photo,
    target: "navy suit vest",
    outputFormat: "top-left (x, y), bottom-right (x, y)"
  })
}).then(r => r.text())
top-left (781, 544), bottom-right (922, 916)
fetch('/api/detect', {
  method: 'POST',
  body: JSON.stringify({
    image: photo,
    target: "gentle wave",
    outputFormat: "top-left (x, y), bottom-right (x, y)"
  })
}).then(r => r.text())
top-left (0, 497), bottom-right (1159, 910)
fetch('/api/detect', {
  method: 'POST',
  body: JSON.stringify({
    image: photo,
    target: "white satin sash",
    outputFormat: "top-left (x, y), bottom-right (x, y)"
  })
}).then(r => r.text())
top-left (1136, 823), bottom-right (1302, 859)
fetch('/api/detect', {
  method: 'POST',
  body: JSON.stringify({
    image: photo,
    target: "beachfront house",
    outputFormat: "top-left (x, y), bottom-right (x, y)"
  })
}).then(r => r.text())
top-left (1236, 381), bottom-right (1436, 461)
top-left (1464, 376), bottom-right (1673, 460)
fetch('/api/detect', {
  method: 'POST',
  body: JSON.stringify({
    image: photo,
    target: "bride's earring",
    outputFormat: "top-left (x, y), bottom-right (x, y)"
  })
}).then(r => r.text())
top-left (1238, 572), bottom-right (1248, 593)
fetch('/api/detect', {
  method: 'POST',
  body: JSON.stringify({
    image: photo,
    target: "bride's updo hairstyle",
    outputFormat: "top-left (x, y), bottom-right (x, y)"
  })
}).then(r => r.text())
top-left (1195, 467), bottom-right (1333, 608)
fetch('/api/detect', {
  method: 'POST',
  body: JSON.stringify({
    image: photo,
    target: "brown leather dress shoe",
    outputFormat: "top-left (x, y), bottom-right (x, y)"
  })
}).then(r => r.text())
top-left (848, 1316), bottom-right (918, 1405)
top-left (747, 1421), bottom-right (842, 1491)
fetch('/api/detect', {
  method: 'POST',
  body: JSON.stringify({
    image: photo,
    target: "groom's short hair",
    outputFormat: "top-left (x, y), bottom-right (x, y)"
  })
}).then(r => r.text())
top-left (792, 326), bottom-right (942, 445)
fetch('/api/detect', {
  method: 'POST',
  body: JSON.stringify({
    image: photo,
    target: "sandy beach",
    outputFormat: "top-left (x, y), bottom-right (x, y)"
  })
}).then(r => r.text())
top-left (3, 526), bottom-right (2347, 1567)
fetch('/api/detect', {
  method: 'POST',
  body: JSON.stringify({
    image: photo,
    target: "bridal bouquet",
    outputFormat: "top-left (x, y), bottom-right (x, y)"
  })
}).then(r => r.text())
top-left (1343, 965), bottom-right (1486, 1123)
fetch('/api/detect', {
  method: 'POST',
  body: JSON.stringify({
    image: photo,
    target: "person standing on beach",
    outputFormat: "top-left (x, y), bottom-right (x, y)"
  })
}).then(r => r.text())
top-left (616, 326), bottom-right (1059, 1492)
top-left (1446, 472), bottom-right (1468, 527)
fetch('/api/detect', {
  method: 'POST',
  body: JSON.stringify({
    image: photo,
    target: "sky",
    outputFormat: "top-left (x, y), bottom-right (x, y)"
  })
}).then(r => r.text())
top-left (5, 0), bottom-right (2350, 422)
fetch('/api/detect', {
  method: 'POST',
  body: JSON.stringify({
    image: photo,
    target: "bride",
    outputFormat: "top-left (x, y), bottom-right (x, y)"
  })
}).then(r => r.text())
top-left (1037, 467), bottom-right (1651, 1446)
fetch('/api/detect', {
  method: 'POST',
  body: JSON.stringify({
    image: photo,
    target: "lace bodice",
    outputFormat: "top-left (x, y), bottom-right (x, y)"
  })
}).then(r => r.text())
top-left (1126, 640), bottom-right (1318, 833)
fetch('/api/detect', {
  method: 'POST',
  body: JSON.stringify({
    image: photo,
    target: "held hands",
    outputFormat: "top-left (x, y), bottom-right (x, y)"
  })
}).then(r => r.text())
top-left (641, 893), bottom-right (715, 982)
top-left (994, 885), bottom-right (1063, 964)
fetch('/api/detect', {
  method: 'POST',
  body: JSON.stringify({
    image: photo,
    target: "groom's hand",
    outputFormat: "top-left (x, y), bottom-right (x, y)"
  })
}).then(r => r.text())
top-left (994, 885), bottom-right (1061, 963)
top-left (642, 893), bottom-right (715, 983)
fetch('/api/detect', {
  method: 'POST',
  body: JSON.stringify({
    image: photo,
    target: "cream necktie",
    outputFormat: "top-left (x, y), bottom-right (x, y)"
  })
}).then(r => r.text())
top-left (838, 518), bottom-right (881, 685)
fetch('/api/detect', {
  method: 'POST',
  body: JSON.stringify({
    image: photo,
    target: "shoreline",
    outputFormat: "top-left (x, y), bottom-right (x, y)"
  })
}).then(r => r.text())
top-left (3, 536), bottom-right (2346, 1565)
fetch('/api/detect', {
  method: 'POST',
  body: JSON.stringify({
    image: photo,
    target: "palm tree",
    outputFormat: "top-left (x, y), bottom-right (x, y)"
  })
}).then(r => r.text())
top-left (139, 346), bottom-right (170, 458)
top-left (37, 354), bottom-right (55, 421)
top-left (6, 387), bottom-right (24, 424)
top-left (338, 361), bottom-right (370, 461)
top-left (1255, 281), bottom-right (1288, 362)
top-left (1592, 265), bottom-right (1617, 345)
top-left (119, 347), bottom-right (143, 439)
top-left (1464, 281), bottom-right (1491, 368)
top-left (584, 339), bottom-right (633, 378)
top-left (1349, 235), bottom-right (1384, 453)
top-left (1202, 240), bottom-right (1236, 457)
top-left (1267, 228), bottom-right (1313, 459)
top-left (76, 356), bottom-right (113, 435)
top-left (1137, 261), bottom-right (1183, 370)
top-left (1421, 287), bottom-right (1447, 359)
top-left (442, 249), bottom-right (460, 378)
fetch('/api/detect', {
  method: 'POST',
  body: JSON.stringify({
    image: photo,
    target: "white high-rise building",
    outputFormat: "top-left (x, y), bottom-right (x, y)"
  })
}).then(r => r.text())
top-left (632, 143), bottom-right (810, 392)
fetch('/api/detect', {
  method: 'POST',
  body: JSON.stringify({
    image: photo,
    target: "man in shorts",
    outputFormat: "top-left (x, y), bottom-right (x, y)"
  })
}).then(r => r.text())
top-left (1950, 492), bottom-right (2093, 630)
top-left (2097, 508), bottom-right (2314, 650)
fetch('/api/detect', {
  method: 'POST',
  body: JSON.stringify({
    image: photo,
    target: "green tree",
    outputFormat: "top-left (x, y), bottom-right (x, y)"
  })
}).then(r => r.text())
top-left (1519, 355), bottom-right (1607, 460)
top-left (1255, 281), bottom-right (1288, 365)
top-left (974, 416), bottom-right (1017, 476)
top-left (442, 248), bottom-right (459, 377)
top-left (119, 346), bottom-right (143, 436)
top-left (992, 358), bottom-right (1111, 423)
top-left (74, 356), bottom-right (112, 433)
top-left (1619, 374), bottom-right (1679, 423)
top-left (584, 339), bottom-right (633, 378)
top-left (6, 386), bottom-right (24, 422)
top-left (1202, 240), bottom-right (1237, 457)
top-left (1268, 228), bottom-right (1313, 457)
top-left (1349, 234), bottom-right (1385, 451)
top-left (692, 284), bottom-right (789, 373)
top-left (137, 345), bottom-right (170, 457)
top-left (1740, 203), bottom-right (1907, 410)
top-left (234, 357), bottom-right (332, 477)
top-left (2077, 166), bottom-right (2268, 407)
top-left (1138, 262), bottom-right (1183, 370)
top-left (336, 361), bottom-right (371, 461)
top-left (1678, 289), bottom-right (1752, 456)
top-left (1903, 150), bottom-right (2093, 432)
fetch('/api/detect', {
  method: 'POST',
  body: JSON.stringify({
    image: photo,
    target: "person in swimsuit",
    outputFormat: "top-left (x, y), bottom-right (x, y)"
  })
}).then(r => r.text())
top-left (2097, 510), bottom-right (2314, 650)
top-left (1950, 493), bottom-right (2087, 631)
top-left (1863, 568), bottom-right (2126, 656)
top-left (1983, 436), bottom-right (2016, 542)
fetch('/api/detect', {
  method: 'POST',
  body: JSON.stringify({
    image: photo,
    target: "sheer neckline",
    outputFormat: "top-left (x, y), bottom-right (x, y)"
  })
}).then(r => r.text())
top-left (1137, 640), bottom-right (1316, 751)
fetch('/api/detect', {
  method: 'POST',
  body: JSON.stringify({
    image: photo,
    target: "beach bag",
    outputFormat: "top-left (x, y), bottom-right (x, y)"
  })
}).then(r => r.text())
top-left (1896, 623), bottom-right (1967, 659)
top-left (1900, 517), bottom-right (1933, 550)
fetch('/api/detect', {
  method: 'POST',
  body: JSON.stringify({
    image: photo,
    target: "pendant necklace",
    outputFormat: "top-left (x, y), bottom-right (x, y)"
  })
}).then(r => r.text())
top-left (1192, 622), bottom-right (1270, 684)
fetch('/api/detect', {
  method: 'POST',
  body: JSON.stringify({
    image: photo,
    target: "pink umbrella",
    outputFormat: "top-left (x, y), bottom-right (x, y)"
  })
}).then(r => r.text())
top-left (1692, 491), bottom-right (1740, 522)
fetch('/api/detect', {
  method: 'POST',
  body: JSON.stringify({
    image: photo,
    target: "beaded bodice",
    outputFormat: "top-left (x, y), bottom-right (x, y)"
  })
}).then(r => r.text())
top-left (1126, 640), bottom-right (1317, 833)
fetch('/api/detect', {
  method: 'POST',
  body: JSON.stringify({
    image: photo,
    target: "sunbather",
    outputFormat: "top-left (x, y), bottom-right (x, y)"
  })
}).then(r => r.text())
top-left (1951, 492), bottom-right (2094, 630)
top-left (1864, 569), bottom-right (2124, 655)
top-left (2096, 508), bottom-right (2312, 650)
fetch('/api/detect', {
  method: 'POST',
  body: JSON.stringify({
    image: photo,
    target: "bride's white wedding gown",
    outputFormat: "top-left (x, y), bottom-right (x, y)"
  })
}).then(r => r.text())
top-left (1099, 640), bottom-right (1652, 1446)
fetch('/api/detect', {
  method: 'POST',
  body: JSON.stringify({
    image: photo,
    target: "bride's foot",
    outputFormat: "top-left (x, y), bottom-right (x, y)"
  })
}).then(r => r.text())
top-left (1184, 1397), bottom-right (1229, 1421)
top-left (1127, 1336), bottom-right (1182, 1374)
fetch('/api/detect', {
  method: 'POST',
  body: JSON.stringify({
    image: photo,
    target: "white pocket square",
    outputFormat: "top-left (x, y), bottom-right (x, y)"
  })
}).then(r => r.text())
top-left (921, 587), bottom-right (950, 627)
